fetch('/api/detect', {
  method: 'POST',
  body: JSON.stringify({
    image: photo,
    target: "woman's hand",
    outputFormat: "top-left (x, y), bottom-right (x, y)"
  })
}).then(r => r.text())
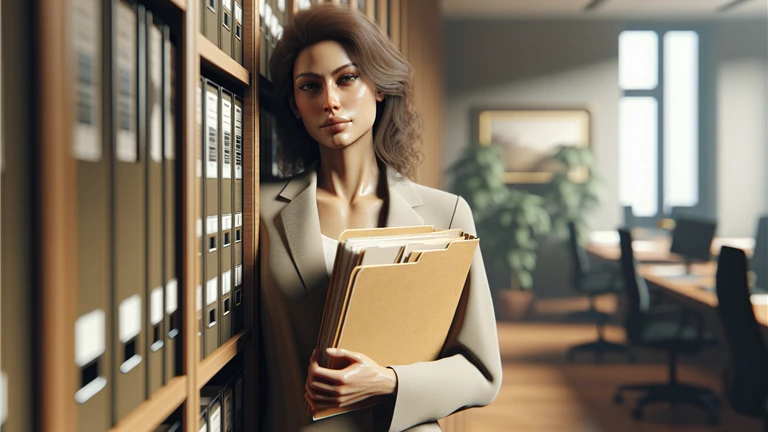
top-left (304, 348), bottom-right (398, 415)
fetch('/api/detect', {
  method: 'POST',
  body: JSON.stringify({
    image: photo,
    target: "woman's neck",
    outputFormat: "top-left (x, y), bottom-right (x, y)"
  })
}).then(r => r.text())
top-left (317, 139), bottom-right (382, 203)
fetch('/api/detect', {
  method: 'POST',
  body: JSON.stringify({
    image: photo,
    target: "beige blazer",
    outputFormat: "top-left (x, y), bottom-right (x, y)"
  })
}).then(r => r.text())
top-left (258, 167), bottom-right (502, 432)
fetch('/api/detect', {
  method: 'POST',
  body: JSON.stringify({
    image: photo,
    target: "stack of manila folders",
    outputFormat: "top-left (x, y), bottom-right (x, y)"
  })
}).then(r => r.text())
top-left (312, 225), bottom-right (479, 420)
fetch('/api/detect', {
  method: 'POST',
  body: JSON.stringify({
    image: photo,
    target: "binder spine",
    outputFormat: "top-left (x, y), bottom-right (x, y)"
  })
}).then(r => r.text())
top-left (203, 79), bottom-right (221, 357)
top-left (112, 0), bottom-right (147, 421)
top-left (145, 12), bottom-right (165, 398)
top-left (73, 0), bottom-right (112, 428)
top-left (163, 28), bottom-right (180, 383)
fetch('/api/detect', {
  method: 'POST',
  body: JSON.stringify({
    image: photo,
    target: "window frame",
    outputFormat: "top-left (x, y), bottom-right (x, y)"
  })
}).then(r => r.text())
top-left (620, 23), bottom-right (716, 228)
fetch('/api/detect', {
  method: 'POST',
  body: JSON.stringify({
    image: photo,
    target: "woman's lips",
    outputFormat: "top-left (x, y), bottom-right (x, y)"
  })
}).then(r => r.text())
top-left (324, 121), bottom-right (350, 134)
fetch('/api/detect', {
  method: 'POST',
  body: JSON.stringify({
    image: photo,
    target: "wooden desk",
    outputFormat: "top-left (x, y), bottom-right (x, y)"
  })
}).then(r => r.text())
top-left (587, 233), bottom-right (754, 262)
top-left (638, 263), bottom-right (768, 329)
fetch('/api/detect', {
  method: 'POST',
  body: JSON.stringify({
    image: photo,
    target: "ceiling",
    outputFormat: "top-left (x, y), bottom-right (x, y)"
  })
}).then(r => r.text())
top-left (442, 0), bottom-right (768, 19)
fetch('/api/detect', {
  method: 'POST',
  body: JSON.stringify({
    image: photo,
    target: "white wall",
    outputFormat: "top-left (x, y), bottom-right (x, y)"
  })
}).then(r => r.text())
top-left (443, 20), bottom-right (624, 231)
top-left (715, 23), bottom-right (768, 237)
top-left (443, 19), bottom-right (768, 236)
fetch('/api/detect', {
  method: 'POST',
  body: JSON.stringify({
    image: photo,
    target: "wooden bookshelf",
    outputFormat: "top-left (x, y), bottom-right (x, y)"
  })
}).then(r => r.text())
top-left (108, 377), bottom-right (188, 432)
top-left (197, 330), bottom-right (250, 389)
top-left (198, 34), bottom-right (251, 86)
top-left (21, 0), bottom-right (436, 430)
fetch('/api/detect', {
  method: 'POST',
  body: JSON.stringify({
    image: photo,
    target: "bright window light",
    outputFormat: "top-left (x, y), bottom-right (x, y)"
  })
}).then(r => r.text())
top-left (663, 31), bottom-right (699, 212)
top-left (619, 31), bottom-right (659, 90)
top-left (619, 97), bottom-right (658, 217)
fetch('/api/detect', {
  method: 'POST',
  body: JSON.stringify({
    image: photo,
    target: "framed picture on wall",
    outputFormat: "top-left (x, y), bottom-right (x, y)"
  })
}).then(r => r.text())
top-left (474, 108), bottom-right (591, 184)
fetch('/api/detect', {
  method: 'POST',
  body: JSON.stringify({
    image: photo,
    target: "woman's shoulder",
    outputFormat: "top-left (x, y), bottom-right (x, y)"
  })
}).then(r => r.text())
top-left (392, 176), bottom-right (474, 229)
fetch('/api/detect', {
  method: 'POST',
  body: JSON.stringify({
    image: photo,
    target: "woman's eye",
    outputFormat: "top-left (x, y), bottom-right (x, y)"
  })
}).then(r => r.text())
top-left (298, 83), bottom-right (319, 91)
top-left (339, 74), bottom-right (358, 84)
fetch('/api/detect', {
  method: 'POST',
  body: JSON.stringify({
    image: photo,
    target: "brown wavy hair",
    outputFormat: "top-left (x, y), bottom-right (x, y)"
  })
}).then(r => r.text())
top-left (269, 3), bottom-right (421, 180)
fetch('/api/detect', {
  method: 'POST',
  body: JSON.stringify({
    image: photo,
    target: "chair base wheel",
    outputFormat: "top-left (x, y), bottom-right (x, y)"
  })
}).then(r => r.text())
top-left (632, 408), bottom-right (643, 420)
top-left (613, 393), bottom-right (624, 404)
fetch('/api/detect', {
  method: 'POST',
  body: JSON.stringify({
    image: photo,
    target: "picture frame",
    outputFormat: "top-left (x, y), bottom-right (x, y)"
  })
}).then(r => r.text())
top-left (474, 108), bottom-right (591, 184)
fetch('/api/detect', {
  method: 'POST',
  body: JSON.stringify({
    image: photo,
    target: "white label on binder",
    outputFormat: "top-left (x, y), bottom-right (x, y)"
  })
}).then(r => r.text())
top-left (196, 285), bottom-right (203, 312)
top-left (224, 0), bottom-right (232, 12)
top-left (150, 25), bottom-right (163, 163)
top-left (278, 0), bottom-right (285, 12)
top-left (222, 270), bottom-right (232, 295)
top-left (235, 264), bottom-right (243, 286)
top-left (207, 215), bottom-right (218, 236)
top-left (210, 405), bottom-right (222, 432)
top-left (222, 98), bottom-right (232, 179)
top-left (1, 372), bottom-right (7, 425)
top-left (206, 89), bottom-right (218, 179)
top-left (196, 217), bottom-right (203, 238)
top-left (259, 0), bottom-right (266, 17)
top-left (235, 104), bottom-right (243, 179)
top-left (72, 0), bottom-right (102, 162)
top-left (164, 39), bottom-right (175, 160)
top-left (196, 84), bottom-right (202, 177)
top-left (166, 278), bottom-right (178, 314)
top-left (74, 309), bottom-right (106, 367)
top-left (222, 214), bottom-right (232, 231)
top-left (235, 212), bottom-right (243, 228)
top-left (207, 277), bottom-right (218, 306)
top-left (115, 3), bottom-right (138, 163)
top-left (151, 286), bottom-right (164, 325)
top-left (235, 3), bottom-right (243, 24)
top-left (119, 294), bottom-right (142, 343)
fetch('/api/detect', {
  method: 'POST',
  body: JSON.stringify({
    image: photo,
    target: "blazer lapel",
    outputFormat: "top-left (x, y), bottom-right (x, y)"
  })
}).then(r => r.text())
top-left (278, 170), bottom-right (330, 316)
top-left (385, 170), bottom-right (425, 228)
top-left (276, 167), bottom-right (426, 318)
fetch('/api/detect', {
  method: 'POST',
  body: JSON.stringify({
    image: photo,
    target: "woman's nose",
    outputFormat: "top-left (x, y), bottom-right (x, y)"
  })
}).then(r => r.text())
top-left (322, 86), bottom-right (340, 113)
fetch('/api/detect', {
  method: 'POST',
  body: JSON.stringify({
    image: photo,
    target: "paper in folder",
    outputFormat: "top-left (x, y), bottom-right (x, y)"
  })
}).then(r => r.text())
top-left (312, 226), bottom-right (479, 420)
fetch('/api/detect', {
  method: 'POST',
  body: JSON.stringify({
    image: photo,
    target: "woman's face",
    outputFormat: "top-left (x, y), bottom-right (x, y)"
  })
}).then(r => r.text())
top-left (292, 40), bottom-right (384, 151)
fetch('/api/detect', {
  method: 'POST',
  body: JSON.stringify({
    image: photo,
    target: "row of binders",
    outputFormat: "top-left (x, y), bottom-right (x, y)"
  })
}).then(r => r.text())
top-left (312, 226), bottom-right (479, 420)
top-left (73, 0), bottom-right (182, 429)
top-left (258, 0), bottom-right (287, 80)
top-left (196, 76), bottom-right (246, 360)
top-left (257, 0), bottom-right (322, 79)
top-left (201, 0), bottom-right (245, 65)
top-left (198, 364), bottom-right (245, 432)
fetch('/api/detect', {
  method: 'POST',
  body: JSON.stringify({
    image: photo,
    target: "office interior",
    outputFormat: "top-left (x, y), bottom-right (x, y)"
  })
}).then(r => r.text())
top-left (0, 0), bottom-right (767, 431)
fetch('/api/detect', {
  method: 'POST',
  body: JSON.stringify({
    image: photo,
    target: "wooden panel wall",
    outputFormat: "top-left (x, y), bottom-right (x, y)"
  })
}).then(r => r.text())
top-left (403, 0), bottom-right (443, 188)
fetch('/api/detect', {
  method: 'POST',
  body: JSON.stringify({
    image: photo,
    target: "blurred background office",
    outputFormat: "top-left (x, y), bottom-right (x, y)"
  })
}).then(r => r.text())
top-left (437, 0), bottom-right (768, 431)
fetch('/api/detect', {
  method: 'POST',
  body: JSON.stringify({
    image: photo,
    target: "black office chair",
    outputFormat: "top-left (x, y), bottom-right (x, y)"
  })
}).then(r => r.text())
top-left (613, 228), bottom-right (721, 424)
top-left (565, 221), bottom-right (636, 363)
top-left (715, 246), bottom-right (768, 432)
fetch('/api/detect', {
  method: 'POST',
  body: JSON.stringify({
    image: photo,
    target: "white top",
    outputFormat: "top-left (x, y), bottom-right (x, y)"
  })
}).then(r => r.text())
top-left (321, 234), bottom-right (339, 276)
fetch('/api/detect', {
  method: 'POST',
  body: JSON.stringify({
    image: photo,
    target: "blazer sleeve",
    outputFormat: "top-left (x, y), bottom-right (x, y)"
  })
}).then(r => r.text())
top-left (387, 196), bottom-right (503, 432)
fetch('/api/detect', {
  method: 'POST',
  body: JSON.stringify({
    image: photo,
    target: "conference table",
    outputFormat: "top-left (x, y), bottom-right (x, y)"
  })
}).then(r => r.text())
top-left (586, 231), bottom-right (767, 329)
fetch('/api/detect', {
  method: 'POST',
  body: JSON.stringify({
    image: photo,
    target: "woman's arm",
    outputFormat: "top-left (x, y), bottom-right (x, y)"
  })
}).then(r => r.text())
top-left (305, 196), bottom-right (502, 430)
top-left (386, 196), bottom-right (502, 431)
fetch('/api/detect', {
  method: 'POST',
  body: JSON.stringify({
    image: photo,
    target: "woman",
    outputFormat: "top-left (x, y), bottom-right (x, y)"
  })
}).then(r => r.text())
top-left (258, 4), bottom-right (501, 431)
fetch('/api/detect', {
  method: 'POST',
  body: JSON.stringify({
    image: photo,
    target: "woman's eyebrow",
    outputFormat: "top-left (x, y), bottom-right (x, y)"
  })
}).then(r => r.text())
top-left (295, 63), bottom-right (356, 81)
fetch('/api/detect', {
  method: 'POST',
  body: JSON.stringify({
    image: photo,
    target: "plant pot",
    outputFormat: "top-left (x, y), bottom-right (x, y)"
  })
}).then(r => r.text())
top-left (493, 289), bottom-right (535, 322)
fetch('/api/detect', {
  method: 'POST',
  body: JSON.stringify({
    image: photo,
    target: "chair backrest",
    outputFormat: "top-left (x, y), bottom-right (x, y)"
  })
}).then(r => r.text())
top-left (618, 228), bottom-right (652, 343)
top-left (715, 246), bottom-right (768, 415)
top-left (567, 221), bottom-right (590, 289)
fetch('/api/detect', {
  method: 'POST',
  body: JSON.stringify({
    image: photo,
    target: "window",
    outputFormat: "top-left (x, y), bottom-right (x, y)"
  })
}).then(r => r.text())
top-left (619, 30), bottom-right (701, 221)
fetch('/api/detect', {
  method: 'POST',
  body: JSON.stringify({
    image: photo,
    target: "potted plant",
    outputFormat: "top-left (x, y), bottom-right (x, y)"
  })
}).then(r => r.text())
top-left (449, 143), bottom-right (551, 320)
top-left (543, 145), bottom-right (602, 246)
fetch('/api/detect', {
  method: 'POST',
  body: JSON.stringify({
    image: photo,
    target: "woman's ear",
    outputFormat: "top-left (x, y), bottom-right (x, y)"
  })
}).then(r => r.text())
top-left (375, 90), bottom-right (385, 103)
top-left (289, 98), bottom-right (300, 119)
